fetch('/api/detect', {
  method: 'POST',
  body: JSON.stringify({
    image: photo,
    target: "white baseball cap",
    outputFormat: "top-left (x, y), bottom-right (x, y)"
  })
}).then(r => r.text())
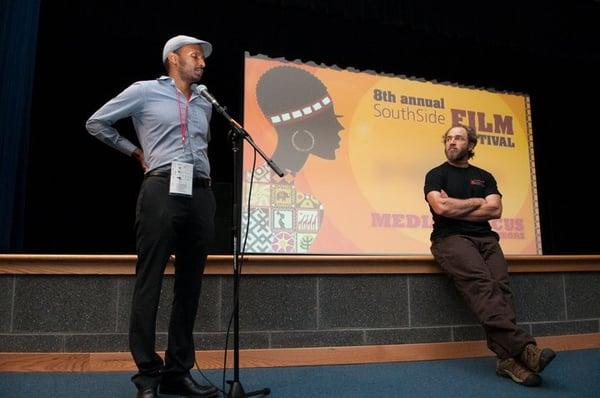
top-left (162, 35), bottom-right (212, 63)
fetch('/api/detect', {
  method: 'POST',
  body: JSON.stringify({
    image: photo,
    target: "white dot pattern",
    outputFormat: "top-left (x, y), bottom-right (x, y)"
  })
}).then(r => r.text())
top-left (269, 96), bottom-right (332, 125)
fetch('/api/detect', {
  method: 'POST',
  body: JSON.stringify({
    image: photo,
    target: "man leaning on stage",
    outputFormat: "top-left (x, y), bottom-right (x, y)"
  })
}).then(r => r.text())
top-left (86, 35), bottom-right (219, 398)
top-left (424, 124), bottom-right (556, 387)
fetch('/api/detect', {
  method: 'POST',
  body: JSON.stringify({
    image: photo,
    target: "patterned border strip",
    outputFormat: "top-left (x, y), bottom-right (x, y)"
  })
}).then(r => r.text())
top-left (525, 95), bottom-right (543, 255)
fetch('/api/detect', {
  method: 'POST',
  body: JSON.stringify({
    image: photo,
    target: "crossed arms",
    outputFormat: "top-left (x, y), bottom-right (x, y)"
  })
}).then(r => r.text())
top-left (426, 190), bottom-right (502, 222)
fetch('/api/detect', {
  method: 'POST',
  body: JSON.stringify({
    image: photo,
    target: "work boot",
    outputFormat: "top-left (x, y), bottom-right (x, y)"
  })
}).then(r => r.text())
top-left (520, 343), bottom-right (556, 373)
top-left (496, 357), bottom-right (541, 386)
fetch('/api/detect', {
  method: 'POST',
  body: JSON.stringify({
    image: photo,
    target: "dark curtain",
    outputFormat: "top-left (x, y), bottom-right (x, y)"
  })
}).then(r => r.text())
top-left (0, 0), bottom-right (41, 250)
top-left (9, 0), bottom-right (600, 253)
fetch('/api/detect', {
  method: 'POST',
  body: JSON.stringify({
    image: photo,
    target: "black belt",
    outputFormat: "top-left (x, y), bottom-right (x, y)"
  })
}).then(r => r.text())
top-left (145, 169), bottom-right (211, 188)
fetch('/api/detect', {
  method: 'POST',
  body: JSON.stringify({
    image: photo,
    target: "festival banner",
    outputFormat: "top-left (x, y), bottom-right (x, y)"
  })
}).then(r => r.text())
top-left (242, 53), bottom-right (541, 255)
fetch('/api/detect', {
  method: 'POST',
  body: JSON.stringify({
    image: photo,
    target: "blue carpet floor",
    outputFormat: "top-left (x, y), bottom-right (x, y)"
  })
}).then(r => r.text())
top-left (1, 349), bottom-right (598, 397)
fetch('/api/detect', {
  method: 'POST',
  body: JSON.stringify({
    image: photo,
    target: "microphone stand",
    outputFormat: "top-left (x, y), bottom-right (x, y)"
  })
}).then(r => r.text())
top-left (209, 97), bottom-right (282, 398)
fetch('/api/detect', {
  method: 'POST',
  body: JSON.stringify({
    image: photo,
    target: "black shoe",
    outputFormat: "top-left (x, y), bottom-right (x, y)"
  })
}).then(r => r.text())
top-left (136, 386), bottom-right (157, 398)
top-left (159, 373), bottom-right (220, 397)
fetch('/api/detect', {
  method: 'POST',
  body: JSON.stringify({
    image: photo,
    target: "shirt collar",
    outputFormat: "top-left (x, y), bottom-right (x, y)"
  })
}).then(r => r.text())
top-left (158, 76), bottom-right (199, 98)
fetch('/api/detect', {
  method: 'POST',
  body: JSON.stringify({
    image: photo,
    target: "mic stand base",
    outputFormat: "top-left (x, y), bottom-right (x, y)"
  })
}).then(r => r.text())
top-left (227, 380), bottom-right (271, 398)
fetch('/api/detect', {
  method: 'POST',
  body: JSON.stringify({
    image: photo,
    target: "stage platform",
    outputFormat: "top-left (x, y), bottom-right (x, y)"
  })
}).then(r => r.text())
top-left (2, 254), bottom-right (600, 275)
top-left (1, 254), bottom-right (599, 371)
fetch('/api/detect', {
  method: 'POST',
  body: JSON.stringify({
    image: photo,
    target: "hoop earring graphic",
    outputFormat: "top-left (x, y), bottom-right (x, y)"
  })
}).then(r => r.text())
top-left (291, 130), bottom-right (315, 152)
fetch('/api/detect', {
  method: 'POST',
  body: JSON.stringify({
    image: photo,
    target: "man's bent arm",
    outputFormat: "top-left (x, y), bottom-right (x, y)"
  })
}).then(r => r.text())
top-left (426, 190), bottom-right (486, 218)
top-left (85, 83), bottom-right (144, 156)
top-left (455, 194), bottom-right (502, 222)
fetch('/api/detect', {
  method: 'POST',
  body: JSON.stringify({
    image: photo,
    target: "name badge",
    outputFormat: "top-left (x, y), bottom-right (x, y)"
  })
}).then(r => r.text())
top-left (169, 161), bottom-right (193, 197)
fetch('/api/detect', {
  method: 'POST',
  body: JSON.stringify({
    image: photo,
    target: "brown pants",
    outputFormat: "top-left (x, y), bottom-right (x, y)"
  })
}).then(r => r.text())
top-left (431, 234), bottom-right (535, 359)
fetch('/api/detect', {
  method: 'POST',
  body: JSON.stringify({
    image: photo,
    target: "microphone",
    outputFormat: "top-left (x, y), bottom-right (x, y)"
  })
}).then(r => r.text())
top-left (196, 85), bottom-right (284, 177)
top-left (197, 84), bottom-right (244, 131)
top-left (196, 84), bottom-right (220, 106)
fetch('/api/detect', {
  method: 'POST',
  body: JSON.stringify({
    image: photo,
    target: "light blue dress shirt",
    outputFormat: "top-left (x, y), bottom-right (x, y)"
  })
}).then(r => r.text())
top-left (86, 76), bottom-right (212, 178)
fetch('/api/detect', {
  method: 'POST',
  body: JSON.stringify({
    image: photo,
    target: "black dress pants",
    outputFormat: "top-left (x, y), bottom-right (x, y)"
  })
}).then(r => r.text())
top-left (130, 174), bottom-right (215, 388)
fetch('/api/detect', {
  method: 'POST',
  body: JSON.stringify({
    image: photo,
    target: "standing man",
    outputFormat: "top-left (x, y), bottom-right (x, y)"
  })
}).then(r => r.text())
top-left (424, 124), bottom-right (556, 387)
top-left (86, 35), bottom-right (219, 398)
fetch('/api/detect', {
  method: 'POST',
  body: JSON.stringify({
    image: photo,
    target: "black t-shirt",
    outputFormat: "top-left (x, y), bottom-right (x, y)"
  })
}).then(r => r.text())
top-left (424, 162), bottom-right (501, 240)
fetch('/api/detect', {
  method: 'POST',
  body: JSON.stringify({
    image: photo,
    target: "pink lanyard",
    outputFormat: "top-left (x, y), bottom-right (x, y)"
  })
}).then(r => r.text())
top-left (176, 90), bottom-right (189, 144)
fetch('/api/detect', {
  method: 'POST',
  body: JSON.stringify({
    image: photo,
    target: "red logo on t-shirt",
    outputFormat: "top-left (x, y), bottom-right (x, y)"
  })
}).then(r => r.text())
top-left (470, 179), bottom-right (485, 187)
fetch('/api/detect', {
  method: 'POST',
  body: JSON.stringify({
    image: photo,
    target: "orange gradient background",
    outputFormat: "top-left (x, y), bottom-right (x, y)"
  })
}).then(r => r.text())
top-left (243, 54), bottom-right (541, 255)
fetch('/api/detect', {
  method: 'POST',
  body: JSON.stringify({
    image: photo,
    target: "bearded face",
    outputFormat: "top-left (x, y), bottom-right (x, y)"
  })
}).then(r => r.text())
top-left (445, 144), bottom-right (469, 162)
top-left (443, 127), bottom-right (473, 163)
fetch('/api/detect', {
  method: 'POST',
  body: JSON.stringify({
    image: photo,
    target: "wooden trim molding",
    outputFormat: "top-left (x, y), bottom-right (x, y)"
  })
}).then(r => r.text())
top-left (1, 333), bottom-right (598, 372)
top-left (1, 254), bottom-right (600, 275)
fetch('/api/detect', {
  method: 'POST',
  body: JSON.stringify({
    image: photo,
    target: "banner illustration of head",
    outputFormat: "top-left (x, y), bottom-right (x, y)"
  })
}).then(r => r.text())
top-left (241, 66), bottom-right (347, 253)
top-left (256, 66), bottom-right (344, 173)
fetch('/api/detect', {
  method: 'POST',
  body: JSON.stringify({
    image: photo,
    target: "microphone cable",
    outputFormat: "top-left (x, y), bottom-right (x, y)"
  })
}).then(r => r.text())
top-left (221, 146), bottom-right (258, 394)
top-left (192, 148), bottom-right (258, 397)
